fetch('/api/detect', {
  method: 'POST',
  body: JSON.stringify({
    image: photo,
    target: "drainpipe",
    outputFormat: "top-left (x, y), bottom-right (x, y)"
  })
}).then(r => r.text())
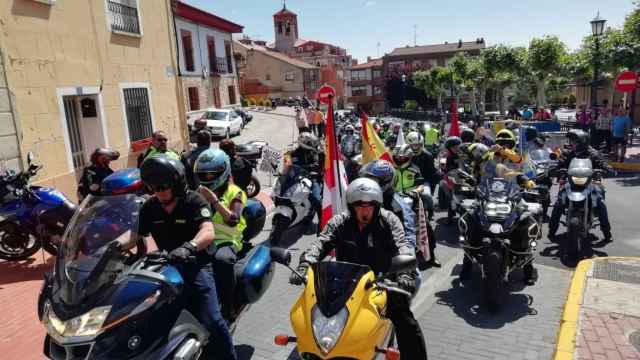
top-left (167, 0), bottom-right (189, 149)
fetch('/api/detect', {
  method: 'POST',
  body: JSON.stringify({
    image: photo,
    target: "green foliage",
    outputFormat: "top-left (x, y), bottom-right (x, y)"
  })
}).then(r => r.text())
top-left (404, 100), bottom-right (418, 111)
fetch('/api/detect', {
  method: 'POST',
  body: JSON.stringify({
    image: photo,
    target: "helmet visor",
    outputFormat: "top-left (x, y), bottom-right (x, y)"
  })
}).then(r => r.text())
top-left (496, 139), bottom-right (515, 149)
top-left (197, 167), bottom-right (225, 185)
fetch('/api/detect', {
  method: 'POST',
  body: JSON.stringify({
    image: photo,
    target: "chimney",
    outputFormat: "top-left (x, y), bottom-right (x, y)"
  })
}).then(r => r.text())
top-left (367, 56), bottom-right (372, 62)
top-left (458, 39), bottom-right (462, 48)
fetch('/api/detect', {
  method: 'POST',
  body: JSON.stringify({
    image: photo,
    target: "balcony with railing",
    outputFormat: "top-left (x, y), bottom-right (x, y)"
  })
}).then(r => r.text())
top-left (107, 0), bottom-right (141, 35)
top-left (210, 57), bottom-right (231, 74)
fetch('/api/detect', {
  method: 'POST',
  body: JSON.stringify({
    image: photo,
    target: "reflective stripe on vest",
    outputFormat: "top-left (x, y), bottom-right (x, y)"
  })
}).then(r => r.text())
top-left (212, 183), bottom-right (247, 251)
top-left (394, 168), bottom-right (417, 193)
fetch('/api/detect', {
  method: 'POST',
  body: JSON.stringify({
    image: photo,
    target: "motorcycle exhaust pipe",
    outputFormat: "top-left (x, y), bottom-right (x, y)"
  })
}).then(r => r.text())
top-left (173, 338), bottom-right (202, 360)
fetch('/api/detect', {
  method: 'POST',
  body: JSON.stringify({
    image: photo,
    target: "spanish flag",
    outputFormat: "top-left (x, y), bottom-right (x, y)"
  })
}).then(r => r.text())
top-left (361, 112), bottom-right (393, 164)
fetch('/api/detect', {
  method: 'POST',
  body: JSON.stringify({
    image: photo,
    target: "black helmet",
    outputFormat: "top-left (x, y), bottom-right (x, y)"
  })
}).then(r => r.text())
top-left (460, 127), bottom-right (475, 143)
top-left (359, 160), bottom-right (396, 193)
top-left (90, 148), bottom-right (120, 165)
top-left (566, 129), bottom-right (589, 151)
top-left (140, 156), bottom-right (187, 196)
top-left (522, 126), bottom-right (539, 143)
top-left (445, 136), bottom-right (462, 150)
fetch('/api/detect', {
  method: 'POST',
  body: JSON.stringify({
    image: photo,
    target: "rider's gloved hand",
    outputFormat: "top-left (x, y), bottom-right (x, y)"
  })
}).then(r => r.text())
top-left (397, 273), bottom-right (416, 295)
top-left (289, 263), bottom-right (309, 285)
top-left (169, 241), bottom-right (197, 262)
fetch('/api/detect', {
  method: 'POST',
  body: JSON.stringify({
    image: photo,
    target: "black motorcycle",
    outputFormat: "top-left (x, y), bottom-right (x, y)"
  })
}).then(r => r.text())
top-left (38, 194), bottom-right (291, 359)
top-left (459, 177), bottom-right (541, 310)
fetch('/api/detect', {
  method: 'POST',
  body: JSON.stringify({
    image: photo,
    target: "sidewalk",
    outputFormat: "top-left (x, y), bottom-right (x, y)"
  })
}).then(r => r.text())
top-left (554, 257), bottom-right (640, 360)
top-left (609, 143), bottom-right (640, 173)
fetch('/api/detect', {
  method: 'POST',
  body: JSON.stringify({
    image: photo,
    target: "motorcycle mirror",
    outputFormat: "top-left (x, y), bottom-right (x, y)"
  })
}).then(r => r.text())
top-left (27, 152), bottom-right (34, 165)
top-left (387, 255), bottom-right (416, 274)
top-left (270, 247), bottom-right (291, 266)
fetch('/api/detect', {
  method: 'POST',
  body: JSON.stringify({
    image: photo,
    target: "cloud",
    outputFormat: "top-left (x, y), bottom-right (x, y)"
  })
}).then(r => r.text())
top-left (365, 1), bottom-right (376, 7)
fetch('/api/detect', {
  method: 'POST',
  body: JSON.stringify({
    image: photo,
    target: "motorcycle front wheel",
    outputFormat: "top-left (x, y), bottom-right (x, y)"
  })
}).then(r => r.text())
top-left (245, 175), bottom-right (261, 198)
top-left (484, 249), bottom-right (504, 312)
top-left (567, 216), bottom-right (583, 261)
top-left (0, 221), bottom-right (41, 261)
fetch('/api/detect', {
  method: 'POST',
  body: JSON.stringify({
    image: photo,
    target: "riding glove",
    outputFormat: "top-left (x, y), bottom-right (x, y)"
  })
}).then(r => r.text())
top-left (169, 241), bottom-right (197, 262)
top-left (289, 263), bottom-right (309, 285)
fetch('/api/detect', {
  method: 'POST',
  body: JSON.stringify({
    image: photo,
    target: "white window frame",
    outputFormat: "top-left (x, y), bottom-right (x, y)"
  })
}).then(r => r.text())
top-left (56, 86), bottom-right (110, 173)
top-left (104, 0), bottom-right (144, 38)
top-left (119, 82), bottom-right (156, 150)
top-left (352, 85), bottom-right (368, 97)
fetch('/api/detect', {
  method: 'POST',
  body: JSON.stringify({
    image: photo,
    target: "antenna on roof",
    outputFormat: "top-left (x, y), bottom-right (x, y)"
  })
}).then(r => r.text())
top-left (413, 24), bottom-right (417, 46)
top-left (282, 0), bottom-right (287, 10)
top-left (377, 41), bottom-right (381, 58)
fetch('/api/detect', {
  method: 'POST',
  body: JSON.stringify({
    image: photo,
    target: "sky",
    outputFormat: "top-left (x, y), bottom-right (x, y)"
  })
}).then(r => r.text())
top-left (184, 0), bottom-right (636, 63)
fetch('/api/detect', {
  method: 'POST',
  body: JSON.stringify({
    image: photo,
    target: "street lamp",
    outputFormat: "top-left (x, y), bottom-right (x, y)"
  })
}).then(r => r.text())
top-left (590, 13), bottom-right (606, 108)
top-left (401, 73), bottom-right (407, 109)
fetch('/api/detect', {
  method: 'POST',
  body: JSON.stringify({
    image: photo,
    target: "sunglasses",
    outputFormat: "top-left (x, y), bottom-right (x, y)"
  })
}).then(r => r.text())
top-left (156, 138), bottom-right (168, 143)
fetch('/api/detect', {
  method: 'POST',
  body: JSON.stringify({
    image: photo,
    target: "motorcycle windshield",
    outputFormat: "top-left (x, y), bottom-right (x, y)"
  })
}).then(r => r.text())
top-left (479, 177), bottom-right (519, 203)
top-left (311, 261), bottom-right (370, 317)
top-left (58, 194), bottom-right (143, 306)
top-left (530, 149), bottom-right (550, 162)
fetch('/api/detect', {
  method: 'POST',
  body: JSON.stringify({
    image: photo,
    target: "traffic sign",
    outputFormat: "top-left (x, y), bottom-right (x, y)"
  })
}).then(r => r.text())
top-left (615, 71), bottom-right (638, 93)
top-left (317, 84), bottom-right (336, 105)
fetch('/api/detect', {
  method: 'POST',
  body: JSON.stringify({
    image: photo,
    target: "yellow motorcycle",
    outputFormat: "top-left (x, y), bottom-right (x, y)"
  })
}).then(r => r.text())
top-left (275, 255), bottom-right (415, 359)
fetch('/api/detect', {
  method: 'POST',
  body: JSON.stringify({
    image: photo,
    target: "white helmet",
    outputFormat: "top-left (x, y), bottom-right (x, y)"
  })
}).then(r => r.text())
top-left (406, 131), bottom-right (424, 153)
top-left (346, 178), bottom-right (383, 206)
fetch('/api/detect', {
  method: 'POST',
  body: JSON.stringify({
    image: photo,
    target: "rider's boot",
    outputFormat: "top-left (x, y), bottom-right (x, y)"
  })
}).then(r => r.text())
top-left (523, 264), bottom-right (538, 286)
top-left (459, 257), bottom-right (472, 282)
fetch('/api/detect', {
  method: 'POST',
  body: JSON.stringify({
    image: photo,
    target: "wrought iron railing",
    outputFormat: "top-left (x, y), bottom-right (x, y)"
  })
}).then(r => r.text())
top-left (108, 0), bottom-right (141, 35)
top-left (211, 57), bottom-right (230, 74)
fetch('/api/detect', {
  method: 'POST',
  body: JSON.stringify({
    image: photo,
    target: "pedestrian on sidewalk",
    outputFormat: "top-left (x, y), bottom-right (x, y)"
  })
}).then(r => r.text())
top-left (294, 107), bottom-right (309, 134)
top-left (595, 100), bottom-right (613, 153)
top-left (612, 106), bottom-right (632, 162)
top-left (576, 104), bottom-right (591, 133)
top-left (314, 106), bottom-right (325, 138)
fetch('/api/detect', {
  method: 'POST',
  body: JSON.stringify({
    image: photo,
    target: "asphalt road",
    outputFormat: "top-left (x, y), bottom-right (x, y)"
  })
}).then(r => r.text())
top-left (224, 108), bottom-right (580, 360)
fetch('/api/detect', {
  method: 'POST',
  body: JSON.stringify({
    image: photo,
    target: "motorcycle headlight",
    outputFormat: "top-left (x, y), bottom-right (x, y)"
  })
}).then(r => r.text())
top-left (485, 202), bottom-right (511, 217)
top-left (571, 176), bottom-right (588, 186)
top-left (312, 305), bottom-right (349, 355)
top-left (43, 301), bottom-right (111, 342)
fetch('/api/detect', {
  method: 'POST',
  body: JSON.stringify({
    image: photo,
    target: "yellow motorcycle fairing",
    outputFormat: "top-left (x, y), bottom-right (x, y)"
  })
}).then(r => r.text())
top-left (290, 264), bottom-right (393, 359)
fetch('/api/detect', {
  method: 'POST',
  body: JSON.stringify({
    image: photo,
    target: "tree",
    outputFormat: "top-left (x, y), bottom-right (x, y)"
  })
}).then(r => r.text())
top-left (413, 66), bottom-right (452, 111)
top-left (526, 36), bottom-right (568, 107)
top-left (482, 45), bottom-right (526, 113)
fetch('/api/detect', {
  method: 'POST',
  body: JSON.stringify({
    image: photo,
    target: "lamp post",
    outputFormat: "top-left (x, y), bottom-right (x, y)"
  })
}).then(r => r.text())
top-left (590, 13), bottom-right (606, 108)
top-left (401, 73), bottom-right (407, 109)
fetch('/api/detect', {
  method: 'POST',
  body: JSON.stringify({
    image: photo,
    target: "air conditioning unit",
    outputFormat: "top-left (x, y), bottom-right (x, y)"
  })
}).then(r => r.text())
top-left (33, 0), bottom-right (56, 4)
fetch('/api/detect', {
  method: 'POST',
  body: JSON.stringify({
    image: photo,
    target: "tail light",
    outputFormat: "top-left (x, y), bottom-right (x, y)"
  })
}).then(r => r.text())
top-left (385, 348), bottom-right (400, 360)
top-left (274, 335), bottom-right (290, 346)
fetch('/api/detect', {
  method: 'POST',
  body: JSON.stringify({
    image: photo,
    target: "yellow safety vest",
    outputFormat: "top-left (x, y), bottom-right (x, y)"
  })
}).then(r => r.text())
top-left (212, 183), bottom-right (247, 251)
top-left (394, 167), bottom-right (419, 194)
top-left (145, 147), bottom-right (181, 162)
top-left (425, 128), bottom-right (439, 146)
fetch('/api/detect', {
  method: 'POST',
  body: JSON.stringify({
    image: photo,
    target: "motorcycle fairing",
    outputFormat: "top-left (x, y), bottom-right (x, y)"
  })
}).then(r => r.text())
top-left (234, 245), bottom-right (275, 304)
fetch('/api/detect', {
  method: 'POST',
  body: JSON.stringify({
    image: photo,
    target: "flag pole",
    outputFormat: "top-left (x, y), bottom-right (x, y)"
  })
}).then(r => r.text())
top-left (328, 94), bottom-right (345, 200)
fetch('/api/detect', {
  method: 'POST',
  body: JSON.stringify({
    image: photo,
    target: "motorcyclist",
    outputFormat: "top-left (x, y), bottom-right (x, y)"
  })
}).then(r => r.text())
top-left (458, 143), bottom-right (539, 286)
top-left (424, 125), bottom-right (440, 155)
top-left (459, 127), bottom-right (477, 165)
top-left (137, 131), bottom-right (181, 167)
top-left (406, 132), bottom-right (437, 218)
top-left (137, 156), bottom-right (236, 360)
top-left (443, 136), bottom-right (463, 224)
top-left (189, 117), bottom-right (211, 145)
top-left (290, 178), bottom-right (428, 359)
top-left (194, 148), bottom-right (247, 320)
top-left (494, 129), bottom-right (523, 167)
top-left (77, 148), bottom-right (120, 201)
top-left (181, 130), bottom-right (211, 190)
top-left (379, 120), bottom-right (392, 141)
top-left (385, 122), bottom-right (402, 148)
top-left (219, 139), bottom-right (254, 194)
top-left (548, 129), bottom-right (613, 242)
top-left (281, 132), bottom-right (323, 231)
top-left (340, 124), bottom-right (360, 158)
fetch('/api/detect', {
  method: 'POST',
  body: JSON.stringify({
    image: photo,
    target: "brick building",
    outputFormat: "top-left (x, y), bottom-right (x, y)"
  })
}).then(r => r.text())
top-left (346, 58), bottom-right (385, 114)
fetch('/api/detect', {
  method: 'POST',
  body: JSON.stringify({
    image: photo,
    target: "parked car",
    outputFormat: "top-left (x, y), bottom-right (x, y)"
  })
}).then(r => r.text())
top-left (198, 108), bottom-right (243, 138)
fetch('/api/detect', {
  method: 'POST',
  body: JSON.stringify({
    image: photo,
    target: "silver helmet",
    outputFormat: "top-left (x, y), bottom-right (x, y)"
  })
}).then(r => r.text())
top-left (346, 178), bottom-right (383, 206)
top-left (298, 132), bottom-right (321, 152)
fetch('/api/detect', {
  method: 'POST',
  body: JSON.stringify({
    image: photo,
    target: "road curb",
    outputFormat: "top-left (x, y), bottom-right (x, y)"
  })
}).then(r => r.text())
top-left (609, 161), bottom-right (640, 173)
top-left (553, 258), bottom-right (593, 360)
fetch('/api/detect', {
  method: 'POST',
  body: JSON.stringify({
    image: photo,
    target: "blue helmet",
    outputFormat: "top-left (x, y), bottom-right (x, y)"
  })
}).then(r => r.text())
top-left (359, 159), bottom-right (396, 193)
top-left (194, 149), bottom-right (230, 190)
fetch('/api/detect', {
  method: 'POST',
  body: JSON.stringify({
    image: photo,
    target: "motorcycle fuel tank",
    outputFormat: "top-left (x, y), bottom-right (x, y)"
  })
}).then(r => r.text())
top-left (33, 187), bottom-right (70, 207)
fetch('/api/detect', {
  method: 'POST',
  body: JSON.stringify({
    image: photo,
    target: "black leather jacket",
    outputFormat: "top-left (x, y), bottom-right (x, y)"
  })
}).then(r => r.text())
top-left (557, 146), bottom-right (612, 173)
top-left (300, 209), bottom-right (413, 275)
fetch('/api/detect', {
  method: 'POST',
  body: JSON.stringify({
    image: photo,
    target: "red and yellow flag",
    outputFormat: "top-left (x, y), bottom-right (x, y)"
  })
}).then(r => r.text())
top-left (321, 101), bottom-right (348, 230)
top-left (360, 112), bottom-right (393, 164)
